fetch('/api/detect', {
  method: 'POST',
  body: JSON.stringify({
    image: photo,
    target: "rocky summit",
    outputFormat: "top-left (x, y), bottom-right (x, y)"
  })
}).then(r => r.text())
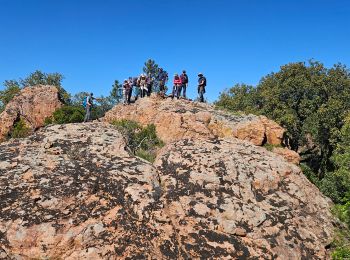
top-left (103, 95), bottom-right (300, 165)
top-left (0, 119), bottom-right (335, 259)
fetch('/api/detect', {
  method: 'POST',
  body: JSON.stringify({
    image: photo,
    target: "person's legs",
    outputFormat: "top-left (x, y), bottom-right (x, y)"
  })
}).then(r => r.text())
top-left (172, 85), bottom-right (176, 99)
top-left (84, 106), bottom-right (91, 122)
top-left (140, 86), bottom-right (144, 98)
top-left (128, 87), bottom-right (133, 103)
top-left (135, 86), bottom-right (139, 100)
top-left (199, 88), bottom-right (204, 102)
top-left (177, 85), bottom-right (182, 99)
top-left (125, 89), bottom-right (130, 104)
top-left (183, 84), bottom-right (187, 98)
top-left (147, 84), bottom-right (152, 96)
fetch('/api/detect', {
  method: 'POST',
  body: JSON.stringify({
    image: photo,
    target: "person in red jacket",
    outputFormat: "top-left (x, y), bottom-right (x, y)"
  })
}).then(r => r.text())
top-left (172, 74), bottom-right (182, 100)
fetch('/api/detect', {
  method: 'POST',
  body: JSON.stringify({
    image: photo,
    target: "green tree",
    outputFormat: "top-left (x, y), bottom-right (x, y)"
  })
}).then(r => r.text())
top-left (215, 83), bottom-right (259, 113)
top-left (110, 80), bottom-right (123, 104)
top-left (215, 60), bottom-right (350, 175)
top-left (20, 70), bottom-right (70, 104)
top-left (143, 59), bottom-right (159, 79)
top-left (0, 80), bottom-right (21, 113)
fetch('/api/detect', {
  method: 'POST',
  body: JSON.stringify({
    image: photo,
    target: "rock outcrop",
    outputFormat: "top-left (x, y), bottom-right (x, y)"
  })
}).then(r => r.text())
top-left (103, 96), bottom-right (300, 164)
top-left (0, 85), bottom-right (62, 141)
top-left (0, 122), bottom-right (335, 259)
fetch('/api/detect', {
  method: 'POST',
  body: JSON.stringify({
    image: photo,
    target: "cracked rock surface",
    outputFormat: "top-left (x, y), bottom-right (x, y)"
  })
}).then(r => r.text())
top-left (0, 123), bottom-right (335, 259)
top-left (103, 95), bottom-right (300, 164)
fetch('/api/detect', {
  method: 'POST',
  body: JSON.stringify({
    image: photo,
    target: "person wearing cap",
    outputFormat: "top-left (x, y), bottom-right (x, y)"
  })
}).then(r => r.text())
top-left (180, 70), bottom-right (189, 99)
top-left (197, 73), bottom-right (207, 102)
top-left (172, 73), bottom-right (182, 100)
top-left (84, 92), bottom-right (94, 122)
top-left (138, 74), bottom-right (148, 98)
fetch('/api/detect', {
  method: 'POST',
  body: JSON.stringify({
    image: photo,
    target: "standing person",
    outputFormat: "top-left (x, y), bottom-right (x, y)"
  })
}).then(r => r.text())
top-left (157, 68), bottom-right (168, 96)
top-left (197, 73), bottom-right (207, 102)
top-left (83, 93), bottom-right (94, 122)
top-left (172, 74), bottom-right (182, 100)
top-left (123, 79), bottom-right (131, 105)
top-left (138, 74), bottom-right (148, 98)
top-left (180, 70), bottom-right (189, 98)
top-left (132, 76), bottom-right (139, 101)
top-left (128, 77), bottom-right (133, 103)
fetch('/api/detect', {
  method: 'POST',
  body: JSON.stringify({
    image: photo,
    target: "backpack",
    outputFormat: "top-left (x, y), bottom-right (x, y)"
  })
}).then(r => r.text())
top-left (82, 96), bottom-right (90, 108)
top-left (181, 74), bottom-right (188, 84)
top-left (82, 96), bottom-right (87, 108)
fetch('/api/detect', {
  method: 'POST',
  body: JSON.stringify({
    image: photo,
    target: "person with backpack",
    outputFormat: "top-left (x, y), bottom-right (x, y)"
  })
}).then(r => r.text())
top-left (157, 68), bottom-right (168, 96)
top-left (172, 74), bottom-right (182, 100)
top-left (180, 70), bottom-right (189, 98)
top-left (83, 93), bottom-right (94, 122)
top-left (197, 73), bottom-right (206, 102)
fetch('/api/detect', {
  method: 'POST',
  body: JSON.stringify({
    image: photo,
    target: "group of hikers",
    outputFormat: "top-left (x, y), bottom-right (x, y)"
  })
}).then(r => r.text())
top-left (121, 69), bottom-right (207, 105)
top-left (83, 68), bottom-right (207, 122)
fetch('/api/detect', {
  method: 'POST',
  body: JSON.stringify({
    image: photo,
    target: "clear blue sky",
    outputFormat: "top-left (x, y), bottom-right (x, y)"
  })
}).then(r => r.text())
top-left (0, 0), bottom-right (349, 102)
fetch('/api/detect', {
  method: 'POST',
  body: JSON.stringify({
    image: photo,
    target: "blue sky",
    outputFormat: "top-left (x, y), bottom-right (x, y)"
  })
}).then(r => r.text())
top-left (0, 0), bottom-right (349, 102)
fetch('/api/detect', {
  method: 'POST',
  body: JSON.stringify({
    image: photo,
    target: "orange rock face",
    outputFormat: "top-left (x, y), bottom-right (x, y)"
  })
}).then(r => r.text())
top-left (273, 147), bottom-right (301, 165)
top-left (103, 95), bottom-right (297, 163)
top-left (0, 85), bottom-right (62, 141)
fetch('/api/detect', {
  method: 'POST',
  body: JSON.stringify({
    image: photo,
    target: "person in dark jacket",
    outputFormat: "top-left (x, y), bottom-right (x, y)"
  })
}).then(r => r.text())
top-left (123, 79), bottom-right (132, 105)
top-left (180, 70), bottom-right (189, 98)
top-left (197, 73), bottom-right (206, 102)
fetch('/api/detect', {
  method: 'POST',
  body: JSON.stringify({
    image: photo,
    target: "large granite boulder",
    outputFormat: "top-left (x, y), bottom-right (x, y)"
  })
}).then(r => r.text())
top-left (0, 85), bottom-right (62, 141)
top-left (0, 122), bottom-right (335, 259)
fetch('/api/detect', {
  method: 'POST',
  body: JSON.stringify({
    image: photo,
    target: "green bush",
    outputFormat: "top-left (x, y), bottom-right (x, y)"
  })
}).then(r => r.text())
top-left (111, 119), bottom-right (164, 162)
top-left (9, 118), bottom-right (31, 138)
top-left (45, 105), bottom-right (85, 125)
top-left (331, 229), bottom-right (350, 259)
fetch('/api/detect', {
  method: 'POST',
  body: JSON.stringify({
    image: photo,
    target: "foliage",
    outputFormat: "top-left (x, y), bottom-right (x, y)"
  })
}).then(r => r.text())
top-left (0, 80), bottom-right (21, 113)
top-left (215, 61), bottom-right (350, 175)
top-left (91, 95), bottom-right (115, 118)
top-left (111, 120), bottom-right (164, 162)
top-left (8, 118), bottom-right (31, 138)
top-left (143, 59), bottom-right (159, 79)
top-left (263, 143), bottom-right (282, 152)
top-left (1, 70), bottom-right (70, 106)
top-left (44, 106), bottom-right (84, 125)
top-left (110, 80), bottom-right (123, 105)
top-left (215, 83), bottom-right (260, 113)
top-left (330, 229), bottom-right (350, 259)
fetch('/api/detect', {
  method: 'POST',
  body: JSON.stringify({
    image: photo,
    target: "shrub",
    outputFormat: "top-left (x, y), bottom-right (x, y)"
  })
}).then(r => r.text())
top-left (9, 118), bottom-right (31, 138)
top-left (45, 105), bottom-right (85, 125)
top-left (331, 229), bottom-right (350, 259)
top-left (111, 119), bottom-right (164, 162)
